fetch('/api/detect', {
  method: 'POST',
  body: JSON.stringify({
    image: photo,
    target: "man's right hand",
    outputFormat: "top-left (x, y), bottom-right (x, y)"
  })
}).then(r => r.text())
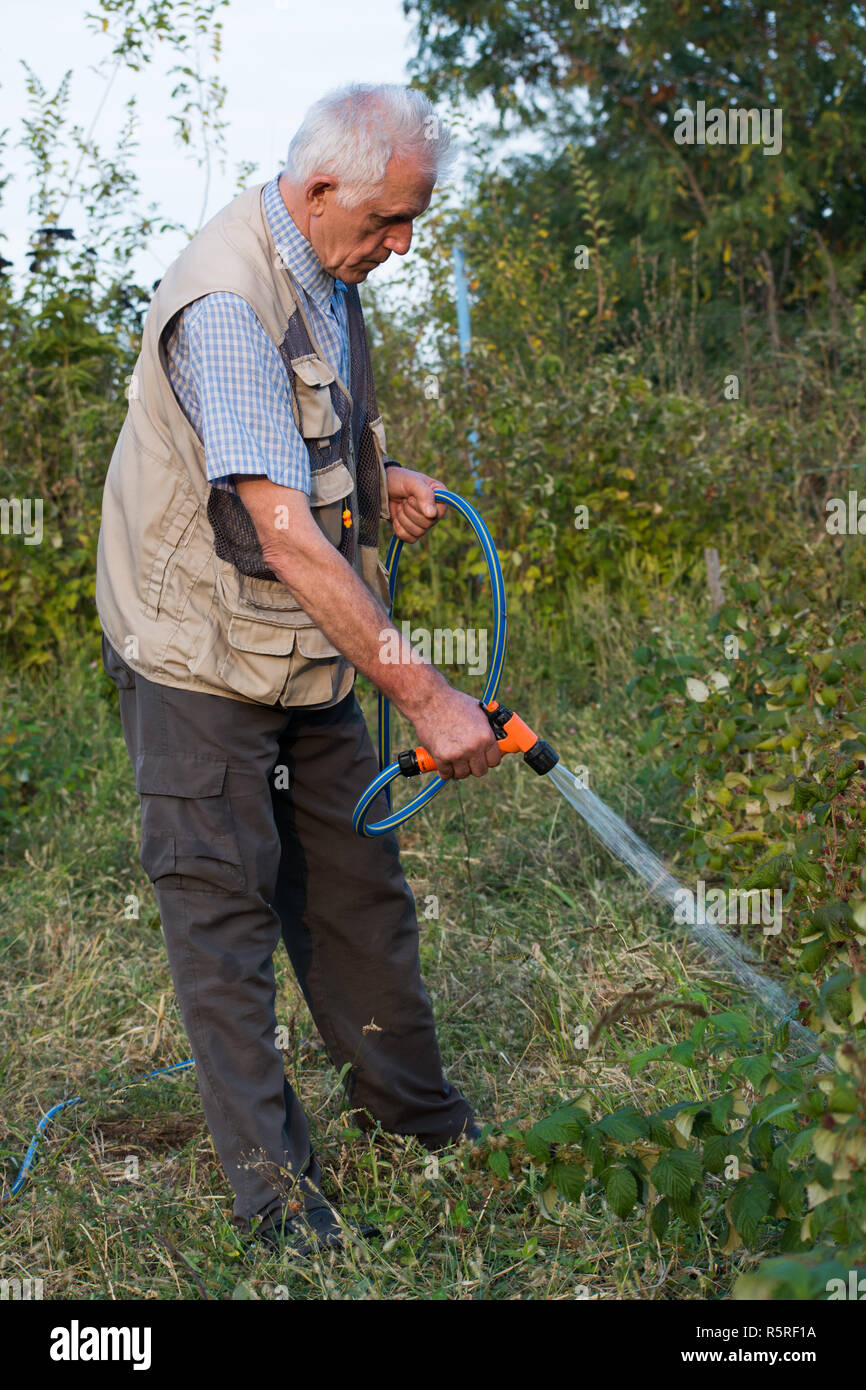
top-left (408, 685), bottom-right (503, 781)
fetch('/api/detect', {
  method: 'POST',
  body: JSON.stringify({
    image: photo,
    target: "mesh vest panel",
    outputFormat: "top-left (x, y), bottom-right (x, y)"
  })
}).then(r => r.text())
top-left (204, 289), bottom-right (377, 579)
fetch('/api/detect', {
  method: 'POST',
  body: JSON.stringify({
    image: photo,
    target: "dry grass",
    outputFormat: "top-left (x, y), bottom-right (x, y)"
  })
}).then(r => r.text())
top-left (0, 585), bottom-right (758, 1299)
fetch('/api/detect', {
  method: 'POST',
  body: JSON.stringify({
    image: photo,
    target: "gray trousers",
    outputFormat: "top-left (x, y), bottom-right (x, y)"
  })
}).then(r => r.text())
top-left (101, 634), bottom-right (475, 1229)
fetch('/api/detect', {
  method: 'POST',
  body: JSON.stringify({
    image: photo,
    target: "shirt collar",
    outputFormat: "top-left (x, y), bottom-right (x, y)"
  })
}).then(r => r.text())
top-left (264, 174), bottom-right (346, 312)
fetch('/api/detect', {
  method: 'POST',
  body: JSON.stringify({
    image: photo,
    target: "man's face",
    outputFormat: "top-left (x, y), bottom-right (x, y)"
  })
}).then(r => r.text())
top-left (288, 155), bottom-right (435, 283)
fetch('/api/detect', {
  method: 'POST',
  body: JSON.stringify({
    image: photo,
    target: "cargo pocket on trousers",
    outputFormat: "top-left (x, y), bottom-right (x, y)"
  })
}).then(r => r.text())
top-left (134, 752), bottom-right (246, 894)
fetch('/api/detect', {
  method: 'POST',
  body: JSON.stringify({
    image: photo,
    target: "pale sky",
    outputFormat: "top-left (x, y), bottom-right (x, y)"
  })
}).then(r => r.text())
top-left (0, 0), bottom-right (450, 292)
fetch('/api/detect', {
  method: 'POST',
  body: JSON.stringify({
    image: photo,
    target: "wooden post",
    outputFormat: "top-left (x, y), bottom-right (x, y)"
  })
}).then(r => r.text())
top-left (705, 547), bottom-right (724, 611)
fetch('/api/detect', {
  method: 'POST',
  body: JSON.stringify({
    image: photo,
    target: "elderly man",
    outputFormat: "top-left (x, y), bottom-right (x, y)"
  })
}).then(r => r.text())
top-left (95, 83), bottom-right (500, 1254)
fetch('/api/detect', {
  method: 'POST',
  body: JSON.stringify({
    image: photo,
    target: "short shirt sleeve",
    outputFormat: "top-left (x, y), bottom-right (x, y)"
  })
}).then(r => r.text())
top-left (181, 292), bottom-right (311, 495)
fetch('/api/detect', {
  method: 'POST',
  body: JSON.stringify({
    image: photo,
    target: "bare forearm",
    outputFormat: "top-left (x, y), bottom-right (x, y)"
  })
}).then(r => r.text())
top-left (263, 514), bottom-right (446, 720)
top-left (235, 475), bottom-right (499, 779)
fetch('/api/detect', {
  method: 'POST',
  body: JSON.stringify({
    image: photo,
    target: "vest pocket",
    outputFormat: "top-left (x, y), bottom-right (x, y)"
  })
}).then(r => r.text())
top-left (289, 626), bottom-right (346, 705)
top-left (309, 460), bottom-right (354, 506)
top-left (216, 613), bottom-right (344, 706)
top-left (293, 627), bottom-right (342, 659)
top-left (142, 493), bottom-right (200, 620)
top-left (218, 615), bottom-right (296, 704)
top-left (291, 354), bottom-right (341, 441)
top-left (368, 416), bottom-right (393, 522)
top-left (309, 460), bottom-right (354, 548)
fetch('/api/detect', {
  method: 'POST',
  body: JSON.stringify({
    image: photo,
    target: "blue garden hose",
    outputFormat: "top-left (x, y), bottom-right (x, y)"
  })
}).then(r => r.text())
top-left (2, 1061), bottom-right (195, 1203)
top-left (353, 488), bottom-right (510, 837)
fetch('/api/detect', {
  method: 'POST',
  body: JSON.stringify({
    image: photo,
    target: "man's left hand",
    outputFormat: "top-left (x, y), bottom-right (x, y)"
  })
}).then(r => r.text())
top-left (386, 466), bottom-right (448, 543)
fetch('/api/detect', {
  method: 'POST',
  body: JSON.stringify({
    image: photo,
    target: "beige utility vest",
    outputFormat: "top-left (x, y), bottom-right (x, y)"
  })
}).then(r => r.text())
top-left (95, 181), bottom-right (394, 708)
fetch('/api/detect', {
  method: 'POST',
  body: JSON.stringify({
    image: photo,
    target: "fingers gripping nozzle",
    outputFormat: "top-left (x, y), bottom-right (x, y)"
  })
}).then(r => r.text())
top-left (395, 702), bottom-right (558, 779)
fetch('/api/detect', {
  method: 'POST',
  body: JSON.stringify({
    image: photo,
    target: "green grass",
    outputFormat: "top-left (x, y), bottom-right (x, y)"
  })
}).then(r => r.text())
top-left (0, 580), bottom-right (773, 1300)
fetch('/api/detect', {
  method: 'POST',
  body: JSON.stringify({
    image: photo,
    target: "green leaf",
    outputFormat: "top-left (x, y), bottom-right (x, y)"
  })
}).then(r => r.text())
top-left (522, 1130), bottom-right (551, 1162)
top-left (646, 1114), bottom-right (674, 1146)
top-left (488, 1149), bottom-right (510, 1180)
top-left (749, 1123), bottom-right (774, 1162)
top-left (798, 938), bottom-right (829, 972)
top-left (604, 1165), bottom-right (638, 1219)
top-left (756, 1098), bottom-right (801, 1127)
top-left (710, 1092), bottom-right (735, 1130)
top-left (650, 1149), bottom-right (702, 1201)
top-left (709, 1011), bottom-right (755, 1044)
top-left (742, 854), bottom-right (789, 890)
top-left (548, 1160), bottom-right (585, 1203)
top-left (840, 643), bottom-right (866, 671)
top-left (582, 1128), bottom-right (606, 1171)
top-left (669, 1189), bottom-right (702, 1229)
top-left (595, 1107), bottom-right (647, 1143)
top-left (777, 1173), bottom-right (805, 1217)
top-left (628, 1043), bottom-right (671, 1077)
top-left (656, 1099), bottom-right (705, 1123)
top-left (810, 900), bottom-right (852, 933)
top-left (526, 1108), bottom-right (584, 1145)
top-left (737, 1055), bottom-right (773, 1088)
top-left (791, 855), bottom-right (825, 886)
top-left (649, 1197), bottom-right (669, 1240)
top-left (703, 1133), bottom-right (736, 1175)
top-left (730, 1174), bottom-right (775, 1246)
top-left (637, 717), bottom-right (665, 753)
top-left (771, 1019), bottom-right (790, 1053)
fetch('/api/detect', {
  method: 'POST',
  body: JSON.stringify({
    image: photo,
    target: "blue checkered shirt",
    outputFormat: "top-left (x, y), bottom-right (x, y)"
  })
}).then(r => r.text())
top-left (163, 175), bottom-right (350, 497)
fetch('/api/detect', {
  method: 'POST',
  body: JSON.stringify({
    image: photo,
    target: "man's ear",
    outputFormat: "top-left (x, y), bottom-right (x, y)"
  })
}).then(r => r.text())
top-left (306, 176), bottom-right (336, 214)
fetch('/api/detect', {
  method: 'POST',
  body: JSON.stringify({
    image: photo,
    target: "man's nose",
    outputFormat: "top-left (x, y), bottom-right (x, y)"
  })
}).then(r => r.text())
top-left (383, 223), bottom-right (413, 256)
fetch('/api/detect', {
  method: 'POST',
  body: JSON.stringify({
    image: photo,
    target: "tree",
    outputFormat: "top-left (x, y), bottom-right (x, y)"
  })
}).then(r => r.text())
top-left (405, 1), bottom-right (866, 313)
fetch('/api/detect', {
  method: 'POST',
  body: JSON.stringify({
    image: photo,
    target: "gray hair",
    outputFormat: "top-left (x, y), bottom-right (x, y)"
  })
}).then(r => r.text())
top-left (283, 84), bottom-right (454, 208)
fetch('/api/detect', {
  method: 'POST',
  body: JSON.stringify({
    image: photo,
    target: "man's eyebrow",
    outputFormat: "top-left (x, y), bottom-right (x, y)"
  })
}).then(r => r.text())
top-left (370, 209), bottom-right (424, 224)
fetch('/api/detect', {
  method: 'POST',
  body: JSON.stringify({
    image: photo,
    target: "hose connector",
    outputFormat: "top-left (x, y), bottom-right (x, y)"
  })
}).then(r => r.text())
top-left (397, 747), bottom-right (437, 777)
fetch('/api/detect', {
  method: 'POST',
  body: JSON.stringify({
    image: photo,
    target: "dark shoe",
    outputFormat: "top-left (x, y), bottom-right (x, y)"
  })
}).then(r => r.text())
top-left (416, 1121), bottom-right (483, 1152)
top-left (254, 1203), bottom-right (380, 1257)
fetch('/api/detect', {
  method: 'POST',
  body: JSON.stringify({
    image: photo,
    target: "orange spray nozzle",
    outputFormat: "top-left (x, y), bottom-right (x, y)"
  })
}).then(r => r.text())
top-left (479, 698), bottom-right (541, 755)
top-left (397, 699), bottom-right (559, 779)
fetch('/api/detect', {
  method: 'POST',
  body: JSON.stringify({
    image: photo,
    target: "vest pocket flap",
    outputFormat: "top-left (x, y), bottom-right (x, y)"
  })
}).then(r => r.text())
top-left (291, 355), bottom-right (341, 440)
top-left (135, 753), bottom-right (227, 798)
top-left (309, 461), bottom-right (354, 507)
top-left (226, 614), bottom-right (299, 655)
top-left (293, 627), bottom-right (342, 659)
top-left (291, 354), bottom-right (336, 388)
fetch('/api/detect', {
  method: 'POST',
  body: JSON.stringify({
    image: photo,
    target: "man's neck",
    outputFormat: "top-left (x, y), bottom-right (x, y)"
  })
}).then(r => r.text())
top-left (277, 173), bottom-right (311, 241)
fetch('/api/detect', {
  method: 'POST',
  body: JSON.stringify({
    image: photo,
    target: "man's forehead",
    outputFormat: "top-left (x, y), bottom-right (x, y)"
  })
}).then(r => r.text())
top-left (365, 158), bottom-right (434, 216)
top-left (366, 186), bottom-right (433, 221)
